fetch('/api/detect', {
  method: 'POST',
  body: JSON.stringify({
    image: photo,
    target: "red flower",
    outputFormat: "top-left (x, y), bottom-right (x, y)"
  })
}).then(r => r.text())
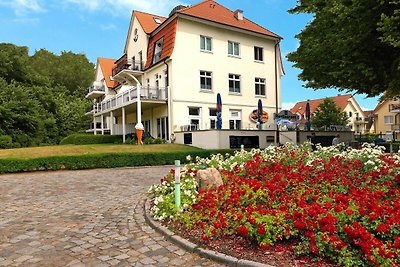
top-left (376, 223), bottom-right (390, 234)
top-left (237, 225), bottom-right (248, 237)
top-left (257, 224), bottom-right (266, 236)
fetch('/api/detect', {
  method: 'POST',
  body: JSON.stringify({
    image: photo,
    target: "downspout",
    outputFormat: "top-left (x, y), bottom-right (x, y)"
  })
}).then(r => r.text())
top-left (164, 59), bottom-right (172, 141)
top-left (275, 40), bottom-right (280, 145)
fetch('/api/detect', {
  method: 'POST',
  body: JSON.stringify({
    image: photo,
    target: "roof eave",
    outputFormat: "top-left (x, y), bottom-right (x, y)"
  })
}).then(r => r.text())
top-left (176, 13), bottom-right (282, 41)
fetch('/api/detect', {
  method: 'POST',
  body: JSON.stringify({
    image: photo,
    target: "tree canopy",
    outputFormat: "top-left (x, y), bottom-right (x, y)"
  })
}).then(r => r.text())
top-left (0, 43), bottom-right (94, 148)
top-left (312, 98), bottom-right (349, 129)
top-left (288, 0), bottom-right (400, 98)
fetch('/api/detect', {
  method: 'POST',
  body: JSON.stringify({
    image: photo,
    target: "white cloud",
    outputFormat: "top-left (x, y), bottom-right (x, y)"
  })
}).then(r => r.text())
top-left (100, 23), bottom-right (116, 31)
top-left (0, 0), bottom-right (46, 16)
top-left (281, 102), bottom-right (297, 110)
top-left (62, 0), bottom-right (185, 16)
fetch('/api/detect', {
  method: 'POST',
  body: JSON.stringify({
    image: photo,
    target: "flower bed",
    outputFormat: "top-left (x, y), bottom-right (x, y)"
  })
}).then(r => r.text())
top-left (148, 144), bottom-right (400, 266)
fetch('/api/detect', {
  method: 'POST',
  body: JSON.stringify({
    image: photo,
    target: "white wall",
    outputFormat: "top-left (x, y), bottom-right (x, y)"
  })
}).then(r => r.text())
top-left (170, 18), bottom-right (281, 131)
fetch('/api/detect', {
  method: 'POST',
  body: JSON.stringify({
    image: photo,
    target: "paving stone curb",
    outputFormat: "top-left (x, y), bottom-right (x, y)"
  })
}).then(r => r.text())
top-left (143, 198), bottom-right (274, 267)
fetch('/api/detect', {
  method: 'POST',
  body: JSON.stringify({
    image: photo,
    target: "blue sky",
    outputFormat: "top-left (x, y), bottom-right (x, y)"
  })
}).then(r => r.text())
top-left (0, 0), bottom-right (380, 110)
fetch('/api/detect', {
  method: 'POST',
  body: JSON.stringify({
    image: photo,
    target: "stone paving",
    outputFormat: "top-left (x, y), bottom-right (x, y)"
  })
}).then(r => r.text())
top-left (0, 167), bottom-right (225, 267)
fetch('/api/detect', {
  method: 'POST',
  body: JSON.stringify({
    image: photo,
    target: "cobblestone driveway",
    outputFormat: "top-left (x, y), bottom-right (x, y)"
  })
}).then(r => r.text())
top-left (0, 167), bottom-right (224, 267)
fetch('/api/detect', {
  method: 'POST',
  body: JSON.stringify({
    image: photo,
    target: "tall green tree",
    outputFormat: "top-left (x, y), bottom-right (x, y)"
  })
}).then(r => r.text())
top-left (288, 0), bottom-right (400, 98)
top-left (312, 98), bottom-right (349, 129)
top-left (0, 43), bottom-right (94, 147)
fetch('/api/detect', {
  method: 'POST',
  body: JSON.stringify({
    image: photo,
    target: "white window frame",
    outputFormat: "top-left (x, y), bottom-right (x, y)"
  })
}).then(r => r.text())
top-left (200, 35), bottom-right (212, 52)
top-left (384, 115), bottom-right (394, 124)
top-left (255, 78), bottom-right (266, 96)
top-left (200, 71), bottom-right (212, 90)
top-left (209, 108), bottom-right (217, 129)
top-left (228, 41), bottom-right (240, 57)
top-left (254, 46), bottom-right (264, 62)
top-left (229, 74), bottom-right (241, 94)
top-left (188, 107), bottom-right (201, 130)
top-left (229, 109), bottom-right (242, 130)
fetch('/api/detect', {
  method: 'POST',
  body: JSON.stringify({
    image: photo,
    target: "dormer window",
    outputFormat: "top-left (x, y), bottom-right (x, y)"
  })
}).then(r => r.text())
top-left (153, 38), bottom-right (164, 64)
top-left (154, 17), bottom-right (162, 24)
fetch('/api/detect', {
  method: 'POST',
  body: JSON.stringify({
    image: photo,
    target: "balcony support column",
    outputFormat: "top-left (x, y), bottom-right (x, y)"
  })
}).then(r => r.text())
top-left (93, 116), bottom-right (97, 135)
top-left (110, 111), bottom-right (114, 135)
top-left (122, 107), bottom-right (126, 143)
top-left (167, 85), bottom-right (172, 141)
top-left (101, 115), bottom-right (104, 135)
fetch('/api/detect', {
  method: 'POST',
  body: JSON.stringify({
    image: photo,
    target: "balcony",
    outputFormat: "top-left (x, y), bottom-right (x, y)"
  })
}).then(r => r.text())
top-left (392, 124), bottom-right (400, 132)
top-left (389, 103), bottom-right (400, 113)
top-left (86, 82), bottom-right (106, 99)
top-left (92, 86), bottom-right (168, 115)
top-left (354, 117), bottom-right (367, 124)
top-left (112, 55), bottom-right (144, 84)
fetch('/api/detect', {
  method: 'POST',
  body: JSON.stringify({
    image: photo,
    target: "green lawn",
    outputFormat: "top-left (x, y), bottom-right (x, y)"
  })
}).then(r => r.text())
top-left (0, 144), bottom-right (202, 160)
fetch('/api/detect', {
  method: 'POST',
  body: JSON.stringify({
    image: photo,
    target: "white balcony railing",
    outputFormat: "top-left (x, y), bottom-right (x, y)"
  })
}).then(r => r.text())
top-left (92, 86), bottom-right (167, 114)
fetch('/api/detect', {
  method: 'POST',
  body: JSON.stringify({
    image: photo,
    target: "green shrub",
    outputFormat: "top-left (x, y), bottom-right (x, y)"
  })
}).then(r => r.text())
top-left (0, 149), bottom-right (234, 174)
top-left (0, 135), bottom-right (13, 149)
top-left (60, 134), bottom-right (123, 145)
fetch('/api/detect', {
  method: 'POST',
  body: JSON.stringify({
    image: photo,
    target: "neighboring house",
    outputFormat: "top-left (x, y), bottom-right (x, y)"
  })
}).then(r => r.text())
top-left (290, 94), bottom-right (368, 133)
top-left (372, 98), bottom-right (400, 140)
top-left (86, 0), bottom-right (284, 142)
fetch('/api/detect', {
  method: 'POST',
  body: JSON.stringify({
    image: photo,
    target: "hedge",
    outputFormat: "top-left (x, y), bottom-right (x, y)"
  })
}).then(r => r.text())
top-left (0, 149), bottom-right (234, 174)
top-left (60, 134), bottom-right (123, 145)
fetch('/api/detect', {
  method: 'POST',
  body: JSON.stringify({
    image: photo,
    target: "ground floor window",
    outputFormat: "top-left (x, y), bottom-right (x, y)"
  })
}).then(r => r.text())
top-left (229, 109), bottom-right (241, 130)
top-left (157, 117), bottom-right (168, 139)
top-left (209, 108), bottom-right (217, 129)
top-left (143, 120), bottom-right (151, 134)
top-left (188, 107), bottom-right (201, 130)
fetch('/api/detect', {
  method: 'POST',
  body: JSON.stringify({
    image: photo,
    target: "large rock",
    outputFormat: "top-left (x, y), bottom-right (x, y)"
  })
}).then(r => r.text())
top-left (195, 168), bottom-right (223, 190)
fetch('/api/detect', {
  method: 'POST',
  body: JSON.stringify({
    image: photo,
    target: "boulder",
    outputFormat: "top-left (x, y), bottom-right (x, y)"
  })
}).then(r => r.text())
top-left (195, 167), bottom-right (223, 190)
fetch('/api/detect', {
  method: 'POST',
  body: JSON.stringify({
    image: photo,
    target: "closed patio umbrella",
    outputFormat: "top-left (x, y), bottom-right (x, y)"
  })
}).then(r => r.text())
top-left (305, 100), bottom-right (311, 131)
top-left (216, 93), bottom-right (222, 129)
top-left (257, 99), bottom-right (263, 130)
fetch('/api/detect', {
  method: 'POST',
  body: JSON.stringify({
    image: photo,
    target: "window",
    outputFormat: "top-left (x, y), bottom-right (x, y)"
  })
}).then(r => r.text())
top-left (153, 38), bottom-right (164, 64)
top-left (254, 46), bottom-right (263, 61)
top-left (188, 107), bottom-right (201, 130)
top-left (255, 78), bottom-right (266, 96)
top-left (143, 120), bottom-right (151, 134)
top-left (229, 74), bottom-right (241, 93)
top-left (348, 111), bottom-right (352, 117)
top-left (157, 117), bottom-right (168, 139)
top-left (200, 71), bottom-right (212, 90)
top-left (154, 17), bottom-right (162, 24)
top-left (229, 110), bottom-right (241, 129)
top-left (228, 41), bottom-right (240, 57)
top-left (209, 108), bottom-right (217, 129)
top-left (384, 115), bottom-right (394, 124)
top-left (200, 36), bottom-right (212, 52)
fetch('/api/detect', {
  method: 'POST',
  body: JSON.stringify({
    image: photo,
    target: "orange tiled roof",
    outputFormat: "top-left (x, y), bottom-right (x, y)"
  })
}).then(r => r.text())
top-left (145, 19), bottom-right (178, 69)
top-left (177, 0), bottom-right (281, 39)
top-left (290, 94), bottom-right (353, 122)
top-left (98, 58), bottom-right (119, 88)
top-left (134, 11), bottom-right (166, 34)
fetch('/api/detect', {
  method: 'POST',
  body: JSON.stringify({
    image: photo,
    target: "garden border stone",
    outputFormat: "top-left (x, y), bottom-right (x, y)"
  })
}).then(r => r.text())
top-left (143, 198), bottom-right (275, 267)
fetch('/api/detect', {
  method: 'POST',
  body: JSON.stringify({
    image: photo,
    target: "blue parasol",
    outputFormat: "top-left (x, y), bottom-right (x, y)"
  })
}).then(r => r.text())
top-left (216, 93), bottom-right (222, 129)
top-left (257, 99), bottom-right (263, 130)
top-left (305, 100), bottom-right (311, 131)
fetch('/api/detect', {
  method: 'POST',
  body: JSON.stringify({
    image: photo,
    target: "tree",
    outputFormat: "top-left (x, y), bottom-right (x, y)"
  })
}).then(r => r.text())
top-left (0, 43), bottom-right (94, 147)
top-left (288, 0), bottom-right (400, 98)
top-left (312, 98), bottom-right (349, 129)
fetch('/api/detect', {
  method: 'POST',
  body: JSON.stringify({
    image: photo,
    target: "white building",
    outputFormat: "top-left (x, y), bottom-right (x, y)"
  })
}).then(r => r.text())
top-left (86, 0), bottom-right (284, 143)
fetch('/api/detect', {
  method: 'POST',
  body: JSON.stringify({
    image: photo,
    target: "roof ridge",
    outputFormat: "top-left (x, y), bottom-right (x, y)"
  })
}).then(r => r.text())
top-left (295, 94), bottom-right (353, 104)
top-left (178, 0), bottom-right (214, 13)
top-left (133, 10), bottom-right (166, 19)
top-left (98, 57), bottom-right (117, 61)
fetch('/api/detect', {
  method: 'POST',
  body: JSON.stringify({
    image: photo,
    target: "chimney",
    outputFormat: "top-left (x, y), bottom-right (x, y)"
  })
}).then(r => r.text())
top-left (234, 9), bottom-right (243, 20)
